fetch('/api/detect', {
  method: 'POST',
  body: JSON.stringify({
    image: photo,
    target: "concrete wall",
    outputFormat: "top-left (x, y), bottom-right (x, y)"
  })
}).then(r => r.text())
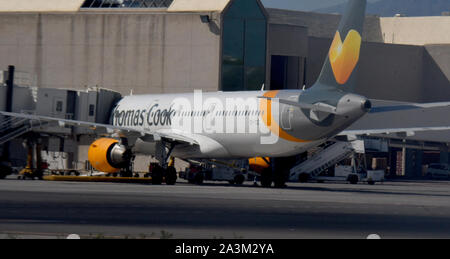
top-left (380, 17), bottom-right (450, 45)
top-left (0, 84), bottom-right (35, 113)
top-left (422, 45), bottom-right (450, 102)
top-left (0, 85), bottom-right (5, 112)
top-left (0, 0), bottom-right (84, 12)
top-left (266, 23), bottom-right (308, 89)
top-left (268, 23), bottom-right (308, 57)
top-left (168, 0), bottom-right (230, 12)
top-left (270, 9), bottom-right (450, 102)
top-left (11, 86), bottom-right (35, 112)
top-left (306, 37), bottom-right (432, 102)
top-left (0, 11), bottom-right (221, 95)
top-left (267, 9), bottom-right (384, 43)
top-left (357, 42), bottom-right (425, 102)
top-left (268, 9), bottom-right (450, 46)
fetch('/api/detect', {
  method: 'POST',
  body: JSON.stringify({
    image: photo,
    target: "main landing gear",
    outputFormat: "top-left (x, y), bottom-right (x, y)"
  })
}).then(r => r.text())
top-left (148, 161), bottom-right (177, 185)
top-left (259, 155), bottom-right (306, 188)
top-left (147, 141), bottom-right (178, 185)
top-left (259, 167), bottom-right (288, 188)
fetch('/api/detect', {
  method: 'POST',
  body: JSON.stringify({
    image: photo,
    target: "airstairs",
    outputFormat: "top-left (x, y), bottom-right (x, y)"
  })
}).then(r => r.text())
top-left (289, 141), bottom-right (361, 182)
top-left (0, 116), bottom-right (34, 145)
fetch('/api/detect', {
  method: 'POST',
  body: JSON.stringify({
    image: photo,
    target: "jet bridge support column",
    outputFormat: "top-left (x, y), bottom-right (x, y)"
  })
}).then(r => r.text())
top-left (1, 65), bottom-right (14, 163)
top-left (414, 150), bottom-right (424, 177)
top-left (19, 137), bottom-right (45, 180)
top-left (405, 149), bottom-right (415, 178)
top-left (404, 149), bottom-right (424, 178)
top-left (440, 150), bottom-right (449, 165)
top-left (388, 147), bottom-right (400, 177)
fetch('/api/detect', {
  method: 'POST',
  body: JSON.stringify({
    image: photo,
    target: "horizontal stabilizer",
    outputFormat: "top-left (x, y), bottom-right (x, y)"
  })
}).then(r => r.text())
top-left (340, 126), bottom-right (450, 138)
top-left (258, 96), bottom-right (338, 114)
top-left (370, 102), bottom-right (450, 114)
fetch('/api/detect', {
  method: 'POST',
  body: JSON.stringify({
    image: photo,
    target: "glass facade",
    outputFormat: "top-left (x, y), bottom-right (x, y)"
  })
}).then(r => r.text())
top-left (221, 0), bottom-right (267, 91)
top-left (81, 0), bottom-right (173, 8)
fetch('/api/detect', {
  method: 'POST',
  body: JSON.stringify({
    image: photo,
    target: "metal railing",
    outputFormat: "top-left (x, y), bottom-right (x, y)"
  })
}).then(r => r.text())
top-left (0, 117), bottom-right (28, 132)
top-left (81, 0), bottom-right (173, 8)
top-left (0, 125), bottom-right (33, 146)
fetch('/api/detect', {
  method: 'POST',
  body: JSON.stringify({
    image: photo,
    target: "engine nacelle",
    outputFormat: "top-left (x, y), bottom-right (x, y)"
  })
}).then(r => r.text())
top-left (88, 138), bottom-right (129, 173)
top-left (249, 157), bottom-right (271, 174)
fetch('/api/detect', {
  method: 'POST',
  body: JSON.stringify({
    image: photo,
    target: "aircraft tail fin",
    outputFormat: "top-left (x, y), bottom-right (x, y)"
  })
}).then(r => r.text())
top-left (313, 0), bottom-right (367, 93)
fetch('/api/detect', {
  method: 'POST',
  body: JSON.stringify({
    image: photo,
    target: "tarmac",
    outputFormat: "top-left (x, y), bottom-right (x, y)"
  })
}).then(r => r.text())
top-left (0, 176), bottom-right (449, 239)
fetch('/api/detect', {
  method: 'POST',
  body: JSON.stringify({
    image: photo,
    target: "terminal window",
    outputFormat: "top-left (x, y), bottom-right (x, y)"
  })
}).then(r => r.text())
top-left (89, 105), bottom-right (96, 117)
top-left (55, 101), bottom-right (63, 113)
top-left (81, 0), bottom-right (173, 8)
top-left (221, 0), bottom-right (267, 92)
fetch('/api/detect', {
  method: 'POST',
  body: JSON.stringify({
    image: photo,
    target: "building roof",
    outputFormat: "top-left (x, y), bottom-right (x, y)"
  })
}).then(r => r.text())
top-left (0, 0), bottom-right (85, 12)
top-left (167, 0), bottom-right (231, 13)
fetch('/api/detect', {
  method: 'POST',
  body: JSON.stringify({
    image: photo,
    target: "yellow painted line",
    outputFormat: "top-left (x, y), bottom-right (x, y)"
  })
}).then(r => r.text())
top-left (43, 175), bottom-right (153, 184)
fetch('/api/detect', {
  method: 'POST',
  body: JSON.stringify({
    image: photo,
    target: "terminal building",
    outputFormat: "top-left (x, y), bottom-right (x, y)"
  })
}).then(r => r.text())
top-left (0, 0), bottom-right (449, 177)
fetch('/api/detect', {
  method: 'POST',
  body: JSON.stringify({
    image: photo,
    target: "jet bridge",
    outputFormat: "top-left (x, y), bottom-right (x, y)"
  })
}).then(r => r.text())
top-left (0, 67), bottom-right (122, 176)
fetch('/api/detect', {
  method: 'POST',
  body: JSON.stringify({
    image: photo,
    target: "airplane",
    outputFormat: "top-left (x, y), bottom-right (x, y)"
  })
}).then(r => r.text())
top-left (2, 0), bottom-right (450, 187)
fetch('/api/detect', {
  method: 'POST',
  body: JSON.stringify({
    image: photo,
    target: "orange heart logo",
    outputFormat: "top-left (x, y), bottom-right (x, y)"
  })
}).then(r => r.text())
top-left (329, 30), bottom-right (362, 85)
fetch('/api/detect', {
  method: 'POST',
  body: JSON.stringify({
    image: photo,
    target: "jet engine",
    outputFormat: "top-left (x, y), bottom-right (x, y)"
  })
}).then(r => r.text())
top-left (249, 157), bottom-right (271, 174)
top-left (88, 138), bottom-right (130, 173)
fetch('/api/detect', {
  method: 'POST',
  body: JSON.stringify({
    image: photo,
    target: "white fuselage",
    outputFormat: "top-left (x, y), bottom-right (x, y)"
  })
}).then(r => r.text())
top-left (111, 90), bottom-right (367, 159)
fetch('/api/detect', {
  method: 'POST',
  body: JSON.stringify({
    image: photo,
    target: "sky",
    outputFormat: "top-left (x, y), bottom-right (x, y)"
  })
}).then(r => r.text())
top-left (261, 0), bottom-right (381, 11)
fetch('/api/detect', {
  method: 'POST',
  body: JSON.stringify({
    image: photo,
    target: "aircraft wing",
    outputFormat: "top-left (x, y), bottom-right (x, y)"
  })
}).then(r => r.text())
top-left (0, 111), bottom-right (199, 146)
top-left (339, 126), bottom-right (450, 139)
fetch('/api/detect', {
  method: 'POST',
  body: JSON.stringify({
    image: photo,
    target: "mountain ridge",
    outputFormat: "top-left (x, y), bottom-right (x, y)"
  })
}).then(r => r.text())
top-left (316, 0), bottom-right (450, 16)
top-left (261, 0), bottom-right (381, 12)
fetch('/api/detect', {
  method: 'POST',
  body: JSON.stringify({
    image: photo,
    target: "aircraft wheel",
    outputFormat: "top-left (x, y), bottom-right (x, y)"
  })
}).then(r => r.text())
top-left (274, 178), bottom-right (287, 188)
top-left (151, 165), bottom-right (164, 185)
top-left (120, 171), bottom-right (133, 178)
top-left (348, 174), bottom-right (359, 185)
top-left (234, 174), bottom-right (245, 185)
top-left (0, 168), bottom-right (7, 179)
top-left (70, 170), bottom-right (80, 176)
top-left (260, 168), bottom-right (272, 188)
top-left (298, 173), bottom-right (310, 183)
top-left (165, 166), bottom-right (177, 185)
top-left (194, 172), bottom-right (204, 185)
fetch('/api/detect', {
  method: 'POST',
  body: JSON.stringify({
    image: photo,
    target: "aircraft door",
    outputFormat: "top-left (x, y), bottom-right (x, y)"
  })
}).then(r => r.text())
top-left (281, 105), bottom-right (293, 131)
